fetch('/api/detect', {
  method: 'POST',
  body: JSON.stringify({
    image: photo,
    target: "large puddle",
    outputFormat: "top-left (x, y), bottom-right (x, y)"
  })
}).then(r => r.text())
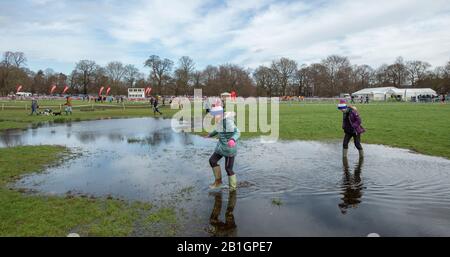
top-left (1, 118), bottom-right (450, 236)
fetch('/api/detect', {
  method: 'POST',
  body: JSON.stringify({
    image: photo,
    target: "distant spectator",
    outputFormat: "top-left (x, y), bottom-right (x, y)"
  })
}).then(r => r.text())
top-left (153, 97), bottom-right (163, 115)
top-left (30, 99), bottom-right (39, 115)
top-left (64, 96), bottom-right (73, 115)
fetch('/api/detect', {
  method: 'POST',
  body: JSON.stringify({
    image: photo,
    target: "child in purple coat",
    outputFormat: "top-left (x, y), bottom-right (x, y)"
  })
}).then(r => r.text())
top-left (338, 99), bottom-right (365, 158)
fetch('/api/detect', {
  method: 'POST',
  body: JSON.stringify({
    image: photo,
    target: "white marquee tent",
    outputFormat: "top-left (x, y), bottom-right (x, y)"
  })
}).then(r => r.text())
top-left (352, 87), bottom-right (397, 101)
top-left (352, 87), bottom-right (437, 101)
top-left (387, 88), bottom-right (437, 100)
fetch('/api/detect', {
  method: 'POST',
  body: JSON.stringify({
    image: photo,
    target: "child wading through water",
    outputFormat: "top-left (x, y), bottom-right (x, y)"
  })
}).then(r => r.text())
top-left (338, 99), bottom-right (365, 158)
top-left (205, 104), bottom-right (240, 191)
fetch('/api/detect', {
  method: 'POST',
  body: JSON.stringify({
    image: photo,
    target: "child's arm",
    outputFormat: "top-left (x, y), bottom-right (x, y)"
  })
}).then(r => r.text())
top-left (208, 130), bottom-right (218, 138)
top-left (231, 126), bottom-right (240, 142)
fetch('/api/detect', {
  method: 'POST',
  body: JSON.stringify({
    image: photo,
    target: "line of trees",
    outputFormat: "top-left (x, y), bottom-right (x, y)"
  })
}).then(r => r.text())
top-left (255, 56), bottom-right (450, 97)
top-left (1, 51), bottom-right (449, 97)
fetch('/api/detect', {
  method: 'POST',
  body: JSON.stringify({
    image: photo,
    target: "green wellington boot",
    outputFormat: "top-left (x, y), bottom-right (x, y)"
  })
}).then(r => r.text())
top-left (228, 175), bottom-right (237, 191)
top-left (209, 166), bottom-right (223, 189)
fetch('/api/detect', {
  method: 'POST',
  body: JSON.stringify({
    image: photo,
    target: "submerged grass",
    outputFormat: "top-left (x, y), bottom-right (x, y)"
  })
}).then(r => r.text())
top-left (0, 145), bottom-right (179, 236)
top-left (271, 198), bottom-right (283, 206)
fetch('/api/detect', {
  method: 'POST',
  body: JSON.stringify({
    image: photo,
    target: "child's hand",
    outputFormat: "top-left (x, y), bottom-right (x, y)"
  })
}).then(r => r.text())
top-left (227, 139), bottom-right (236, 148)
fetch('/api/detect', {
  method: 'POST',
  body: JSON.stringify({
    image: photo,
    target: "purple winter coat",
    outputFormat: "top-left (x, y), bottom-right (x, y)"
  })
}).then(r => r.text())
top-left (342, 108), bottom-right (366, 135)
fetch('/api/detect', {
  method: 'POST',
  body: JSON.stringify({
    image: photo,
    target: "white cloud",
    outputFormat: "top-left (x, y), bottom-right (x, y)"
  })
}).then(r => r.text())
top-left (0, 0), bottom-right (449, 73)
top-left (229, 0), bottom-right (450, 67)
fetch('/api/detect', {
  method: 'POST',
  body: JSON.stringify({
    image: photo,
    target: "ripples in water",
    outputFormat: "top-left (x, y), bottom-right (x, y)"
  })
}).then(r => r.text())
top-left (1, 117), bottom-right (450, 236)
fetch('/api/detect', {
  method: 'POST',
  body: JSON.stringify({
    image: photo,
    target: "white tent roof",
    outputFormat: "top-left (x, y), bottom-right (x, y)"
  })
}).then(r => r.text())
top-left (352, 87), bottom-right (397, 95)
top-left (387, 88), bottom-right (437, 96)
top-left (353, 87), bottom-right (437, 96)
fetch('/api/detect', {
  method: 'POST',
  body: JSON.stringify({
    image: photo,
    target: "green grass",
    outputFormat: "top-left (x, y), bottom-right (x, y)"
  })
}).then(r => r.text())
top-left (1, 101), bottom-right (449, 158)
top-left (273, 103), bottom-right (450, 158)
top-left (0, 145), bottom-right (178, 236)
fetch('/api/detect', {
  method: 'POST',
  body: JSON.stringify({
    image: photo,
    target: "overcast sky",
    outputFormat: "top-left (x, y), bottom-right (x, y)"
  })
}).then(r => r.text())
top-left (1, 0), bottom-right (449, 74)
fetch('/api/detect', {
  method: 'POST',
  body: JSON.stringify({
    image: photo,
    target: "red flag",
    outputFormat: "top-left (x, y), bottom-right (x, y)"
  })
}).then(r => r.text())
top-left (98, 86), bottom-right (105, 96)
top-left (16, 85), bottom-right (23, 93)
top-left (145, 87), bottom-right (152, 95)
top-left (62, 85), bottom-right (69, 94)
top-left (50, 84), bottom-right (57, 94)
top-left (231, 90), bottom-right (237, 100)
top-left (106, 87), bottom-right (111, 96)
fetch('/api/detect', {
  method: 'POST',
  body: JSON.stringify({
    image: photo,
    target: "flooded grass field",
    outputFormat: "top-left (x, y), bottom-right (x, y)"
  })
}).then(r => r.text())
top-left (1, 117), bottom-right (450, 236)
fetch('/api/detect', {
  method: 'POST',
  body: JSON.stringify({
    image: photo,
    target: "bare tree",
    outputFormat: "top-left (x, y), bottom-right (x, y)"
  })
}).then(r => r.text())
top-left (1, 51), bottom-right (27, 68)
top-left (144, 55), bottom-right (173, 95)
top-left (192, 70), bottom-right (202, 89)
top-left (446, 60), bottom-right (450, 76)
top-left (74, 60), bottom-right (97, 95)
top-left (0, 51), bottom-right (28, 95)
top-left (406, 60), bottom-right (431, 87)
top-left (201, 65), bottom-right (219, 95)
top-left (105, 61), bottom-right (126, 87)
top-left (353, 64), bottom-right (374, 90)
top-left (123, 64), bottom-right (140, 88)
top-left (254, 65), bottom-right (275, 97)
top-left (12, 52), bottom-right (27, 68)
top-left (271, 57), bottom-right (298, 96)
top-left (386, 57), bottom-right (408, 87)
top-left (375, 64), bottom-right (391, 86)
top-left (93, 66), bottom-right (109, 93)
top-left (174, 56), bottom-right (195, 95)
top-left (321, 55), bottom-right (352, 96)
top-left (296, 65), bottom-right (316, 97)
top-left (32, 70), bottom-right (45, 94)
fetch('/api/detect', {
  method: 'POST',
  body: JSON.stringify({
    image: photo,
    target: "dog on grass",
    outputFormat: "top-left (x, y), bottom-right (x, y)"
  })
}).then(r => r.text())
top-left (39, 109), bottom-right (53, 116)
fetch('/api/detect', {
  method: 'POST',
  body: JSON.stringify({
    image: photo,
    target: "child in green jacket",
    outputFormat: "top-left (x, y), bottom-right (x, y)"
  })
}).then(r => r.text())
top-left (205, 105), bottom-right (240, 191)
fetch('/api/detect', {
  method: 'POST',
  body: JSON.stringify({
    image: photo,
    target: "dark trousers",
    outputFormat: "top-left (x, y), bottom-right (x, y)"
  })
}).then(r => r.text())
top-left (343, 133), bottom-right (363, 150)
top-left (153, 106), bottom-right (162, 115)
top-left (209, 152), bottom-right (235, 176)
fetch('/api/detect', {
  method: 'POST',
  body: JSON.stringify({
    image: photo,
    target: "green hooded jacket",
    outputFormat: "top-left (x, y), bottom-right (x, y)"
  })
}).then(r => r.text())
top-left (208, 115), bottom-right (240, 157)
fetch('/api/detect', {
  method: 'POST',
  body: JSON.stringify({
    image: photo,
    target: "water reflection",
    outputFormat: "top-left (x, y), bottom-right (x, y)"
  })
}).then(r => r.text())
top-left (0, 130), bottom-right (24, 146)
top-left (338, 156), bottom-right (364, 214)
top-left (208, 191), bottom-right (237, 237)
top-left (2, 117), bottom-right (450, 236)
top-left (107, 133), bottom-right (124, 143)
top-left (76, 132), bottom-right (98, 143)
top-left (143, 129), bottom-right (174, 146)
